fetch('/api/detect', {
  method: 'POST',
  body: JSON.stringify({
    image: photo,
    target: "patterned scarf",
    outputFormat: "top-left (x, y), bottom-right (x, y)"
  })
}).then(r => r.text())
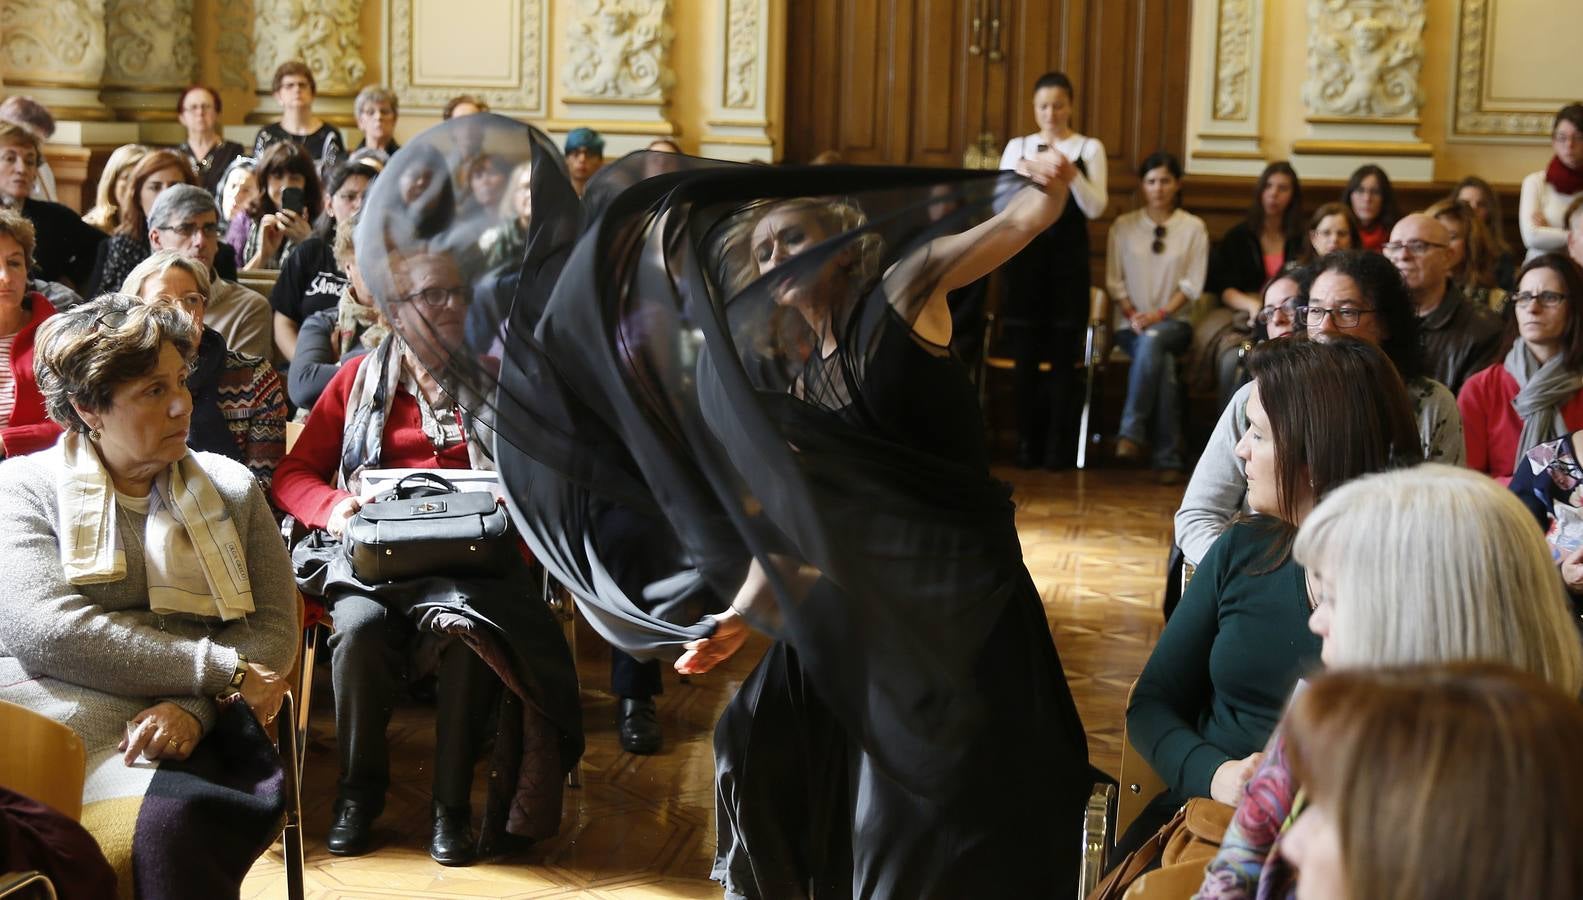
top-left (333, 285), bottom-right (389, 357)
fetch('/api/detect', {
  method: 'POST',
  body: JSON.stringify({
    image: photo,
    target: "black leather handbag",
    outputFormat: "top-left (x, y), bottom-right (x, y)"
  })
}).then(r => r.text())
top-left (342, 472), bottom-right (517, 583)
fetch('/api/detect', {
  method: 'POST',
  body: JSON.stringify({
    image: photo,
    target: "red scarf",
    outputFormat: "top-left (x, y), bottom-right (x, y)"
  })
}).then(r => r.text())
top-left (1546, 156), bottom-right (1583, 196)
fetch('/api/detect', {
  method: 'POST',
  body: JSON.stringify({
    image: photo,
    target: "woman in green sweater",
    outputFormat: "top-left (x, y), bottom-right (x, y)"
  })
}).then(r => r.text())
top-left (1119, 337), bottom-right (1422, 855)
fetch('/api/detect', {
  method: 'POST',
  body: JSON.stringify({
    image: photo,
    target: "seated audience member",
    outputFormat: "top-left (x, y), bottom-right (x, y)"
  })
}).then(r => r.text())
top-left (286, 212), bottom-right (386, 410)
top-left (1105, 151), bottom-right (1208, 483)
top-left (147, 184), bottom-right (273, 362)
top-left (1205, 162), bottom-right (1304, 407)
top-left (1386, 212), bottom-right (1501, 394)
top-left (252, 60), bottom-right (345, 165)
top-left (271, 248), bottom-right (580, 865)
top-left (82, 143), bottom-right (150, 234)
top-left (353, 86), bottom-right (400, 156)
top-left (462, 154), bottom-right (511, 222)
top-left (1175, 251), bottom-right (1463, 566)
top-left (174, 84), bottom-right (244, 196)
top-left (1459, 253), bottom-right (1583, 483)
top-left (0, 209), bottom-right (62, 457)
top-left (122, 252), bottom-right (286, 490)
top-left (1453, 174), bottom-right (1519, 290)
top-left (0, 122), bottom-right (105, 288)
top-left (1341, 164), bottom-right (1399, 253)
top-left (648, 138), bottom-right (682, 153)
top-left (442, 94), bottom-right (489, 119)
top-left (1427, 197), bottom-right (1508, 311)
top-left (480, 161), bottom-right (533, 271)
top-left (0, 784), bottom-right (117, 898)
top-left (0, 96), bottom-right (58, 202)
top-left (1123, 337), bottom-right (1420, 857)
top-left (1568, 195), bottom-right (1583, 269)
top-left (219, 156), bottom-right (257, 260)
top-left (85, 149), bottom-right (197, 298)
top-left (1280, 666), bottom-right (1583, 900)
top-left (243, 140), bottom-right (323, 271)
top-left (0, 293), bottom-right (297, 898)
top-left (269, 159), bottom-right (376, 359)
top-left (1299, 201), bottom-right (1358, 264)
top-left (1196, 465), bottom-right (1583, 899)
top-left (1253, 266), bottom-right (1304, 343)
top-left (1520, 103), bottom-right (1583, 263)
top-left (565, 127), bottom-right (605, 197)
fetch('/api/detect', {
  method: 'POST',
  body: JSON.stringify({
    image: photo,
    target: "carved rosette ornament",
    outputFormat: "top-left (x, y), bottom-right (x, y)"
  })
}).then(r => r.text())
top-left (1302, 0), bottom-right (1425, 119)
top-left (252, 0), bottom-right (367, 96)
top-left (724, 0), bottom-right (759, 109)
top-left (1213, 0), bottom-right (1252, 120)
top-left (562, 0), bottom-right (674, 101)
top-left (103, 0), bottom-right (196, 89)
top-left (0, 0), bottom-right (107, 86)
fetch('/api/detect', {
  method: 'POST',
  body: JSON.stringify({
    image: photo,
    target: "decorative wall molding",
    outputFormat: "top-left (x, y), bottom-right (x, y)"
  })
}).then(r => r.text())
top-left (252, 0), bottom-right (366, 96)
top-left (1212, 0), bottom-right (1253, 120)
top-left (103, 0), bottom-right (195, 90)
top-left (561, 0), bottom-right (674, 102)
top-left (387, 0), bottom-right (545, 114)
top-left (723, 0), bottom-right (759, 109)
top-left (1452, 0), bottom-right (1558, 138)
top-left (1302, 0), bottom-right (1425, 119)
top-left (216, 0), bottom-right (256, 91)
top-left (0, 0), bottom-right (106, 85)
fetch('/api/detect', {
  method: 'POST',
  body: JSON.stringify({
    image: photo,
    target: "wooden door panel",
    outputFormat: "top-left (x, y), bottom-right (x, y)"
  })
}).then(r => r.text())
top-left (907, 0), bottom-right (974, 166)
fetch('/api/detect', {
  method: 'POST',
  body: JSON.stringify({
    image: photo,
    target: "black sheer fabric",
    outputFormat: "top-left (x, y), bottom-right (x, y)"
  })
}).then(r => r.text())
top-left (359, 118), bottom-right (1090, 896)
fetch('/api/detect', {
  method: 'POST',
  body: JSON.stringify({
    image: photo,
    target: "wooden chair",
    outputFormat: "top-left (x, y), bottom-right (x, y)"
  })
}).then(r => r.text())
top-left (0, 871), bottom-right (56, 899)
top-left (1121, 859), bottom-right (1211, 899)
top-left (1079, 678), bottom-right (1170, 897)
top-left (1116, 680), bottom-right (1168, 843)
top-left (0, 699), bottom-right (86, 821)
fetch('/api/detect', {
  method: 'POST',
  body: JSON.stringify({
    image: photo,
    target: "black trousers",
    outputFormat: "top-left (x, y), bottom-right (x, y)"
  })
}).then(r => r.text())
top-left (328, 591), bottom-right (502, 809)
top-left (1010, 319), bottom-right (1084, 464)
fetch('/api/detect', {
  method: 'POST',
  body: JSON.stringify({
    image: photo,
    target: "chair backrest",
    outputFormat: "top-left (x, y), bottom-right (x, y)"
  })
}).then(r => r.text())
top-left (1116, 679), bottom-right (1168, 842)
top-left (285, 420), bottom-right (304, 454)
top-left (0, 699), bottom-right (86, 821)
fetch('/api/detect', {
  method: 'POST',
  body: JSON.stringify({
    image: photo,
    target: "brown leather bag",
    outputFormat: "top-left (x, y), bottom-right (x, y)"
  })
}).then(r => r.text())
top-left (1087, 797), bottom-right (1234, 900)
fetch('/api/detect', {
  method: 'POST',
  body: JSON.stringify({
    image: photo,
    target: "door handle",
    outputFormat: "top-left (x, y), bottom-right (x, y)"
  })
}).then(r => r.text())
top-left (988, 14), bottom-right (1003, 62)
top-left (969, 1), bottom-right (984, 56)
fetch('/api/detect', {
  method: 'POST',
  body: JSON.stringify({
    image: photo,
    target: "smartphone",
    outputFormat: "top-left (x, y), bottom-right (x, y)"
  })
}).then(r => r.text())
top-left (280, 186), bottom-right (306, 215)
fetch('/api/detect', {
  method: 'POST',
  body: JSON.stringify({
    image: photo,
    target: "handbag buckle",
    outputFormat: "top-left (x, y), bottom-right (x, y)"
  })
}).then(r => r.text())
top-left (412, 500), bottom-right (448, 514)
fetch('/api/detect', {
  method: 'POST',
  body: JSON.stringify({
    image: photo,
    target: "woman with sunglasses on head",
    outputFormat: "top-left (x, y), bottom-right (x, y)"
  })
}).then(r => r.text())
top-left (1457, 253), bottom-right (1583, 484)
top-left (1174, 250), bottom-right (1465, 568)
top-left (1105, 151), bottom-right (1207, 484)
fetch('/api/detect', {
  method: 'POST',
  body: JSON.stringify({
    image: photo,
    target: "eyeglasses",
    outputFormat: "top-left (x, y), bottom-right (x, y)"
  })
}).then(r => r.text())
top-left (158, 222), bottom-right (223, 239)
top-left (399, 286), bottom-right (469, 308)
top-left (1151, 224), bottom-right (1166, 255)
top-left (94, 309), bottom-right (130, 331)
top-left (1509, 290), bottom-right (1569, 309)
top-left (1297, 305), bottom-right (1376, 328)
top-left (1305, 571), bottom-right (1331, 613)
top-left (181, 103), bottom-right (216, 114)
top-left (1255, 300), bottom-right (1299, 326)
top-left (1382, 239), bottom-right (1447, 257)
top-left (152, 292), bottom-right (206, 311)
top-left (0, 149), bottom-right (39, 170)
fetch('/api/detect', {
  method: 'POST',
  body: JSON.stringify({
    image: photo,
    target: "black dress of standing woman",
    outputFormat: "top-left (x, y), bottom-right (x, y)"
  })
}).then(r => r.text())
top-left (373, 114), bottom-right (1096, 894)
top-left (998, 70), bottom-right (1109, 468)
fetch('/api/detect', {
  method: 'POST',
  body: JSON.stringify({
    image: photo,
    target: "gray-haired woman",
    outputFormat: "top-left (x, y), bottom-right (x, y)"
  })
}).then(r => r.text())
top-left (0, 293), bottom-right (298, 898)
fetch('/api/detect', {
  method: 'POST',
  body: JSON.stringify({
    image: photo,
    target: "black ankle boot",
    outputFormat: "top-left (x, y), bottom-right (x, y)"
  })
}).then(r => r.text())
top-left (325, 797), bottom-right (379, 856)
top-left (619, 697), bottom-right (662, 755)
top-left (430, 802), bottom-right (476, 866)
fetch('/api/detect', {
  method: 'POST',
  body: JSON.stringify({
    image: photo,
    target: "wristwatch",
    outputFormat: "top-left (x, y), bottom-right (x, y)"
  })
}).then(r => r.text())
top-left (216, 652), bottom-right (248, 701)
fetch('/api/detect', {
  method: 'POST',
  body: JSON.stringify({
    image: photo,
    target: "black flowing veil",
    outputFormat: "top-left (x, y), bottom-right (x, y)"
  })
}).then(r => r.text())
top-left (360, 120), bottom-right (1090, 895)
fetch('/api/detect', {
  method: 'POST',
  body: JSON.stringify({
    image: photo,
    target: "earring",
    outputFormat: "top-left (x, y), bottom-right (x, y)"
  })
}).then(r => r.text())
top-left (88, 427), bottom-right (101, 442)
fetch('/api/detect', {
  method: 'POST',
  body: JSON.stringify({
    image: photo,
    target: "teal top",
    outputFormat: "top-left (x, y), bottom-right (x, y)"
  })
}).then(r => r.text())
top-left (1126, 519), bottom-right (1320, 800)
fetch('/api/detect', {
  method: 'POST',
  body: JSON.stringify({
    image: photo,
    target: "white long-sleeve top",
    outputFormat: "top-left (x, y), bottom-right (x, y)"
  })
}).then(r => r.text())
top-left (998, 132), bottom-right (1108, 220)
top-left (1105, 207), bottom-right (1208, 327)
top-left (1518, 168), bottom-right (1581, 261)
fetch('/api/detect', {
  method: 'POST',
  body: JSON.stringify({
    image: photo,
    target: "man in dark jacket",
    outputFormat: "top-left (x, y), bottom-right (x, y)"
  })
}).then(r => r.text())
top-left (1388, 212), bottom-right (1501, 394)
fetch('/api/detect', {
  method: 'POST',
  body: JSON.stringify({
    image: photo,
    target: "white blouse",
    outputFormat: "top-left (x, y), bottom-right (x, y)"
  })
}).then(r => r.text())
top-left (998, 132), bottom-right (1108, 221)
top-left (1519, 169), bottom-right (1582, 261)
top-left (1104, 207), bottom-right (1209, 326)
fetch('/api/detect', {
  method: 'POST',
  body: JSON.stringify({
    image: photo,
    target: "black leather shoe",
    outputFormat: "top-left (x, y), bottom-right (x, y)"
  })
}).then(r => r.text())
top-left (430, 802), bottom-right (476, 866)
top-left (618, 697), bottom-right (662, 755)
top-left (325, 797), bottom-right (378, 856)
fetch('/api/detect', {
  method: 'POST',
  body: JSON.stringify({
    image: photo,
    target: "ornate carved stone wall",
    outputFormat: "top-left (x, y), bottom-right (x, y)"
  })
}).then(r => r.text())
top-left (103, 0), bottom-right (195, 90)
top-left (252, 0), bottom-right (367, 97)
top-left (1301, 0), bottom-right (1424, 120)
top-left (1186, 0), bottom-right (1266, 176)
top-left (0, 0), bottom-right (109, 118)
top-left (561, 0), bottom-right (674, 102)
top-left (723, 0), bottom-right (758, 109)
top-left (1212, 0), bottom-right (1253, 120)
top-left (215, 0), bottom-right (256, 92)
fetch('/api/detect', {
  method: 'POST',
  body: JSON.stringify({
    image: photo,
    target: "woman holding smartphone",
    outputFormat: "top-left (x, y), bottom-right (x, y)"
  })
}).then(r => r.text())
top-left (998, 70), bottom-right (1108, 469)
top-left (243, 141), bottom-right (321, 271)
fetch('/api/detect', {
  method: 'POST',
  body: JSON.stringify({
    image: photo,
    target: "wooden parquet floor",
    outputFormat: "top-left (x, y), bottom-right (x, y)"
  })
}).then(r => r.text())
top-left (242, 466), bottom-right (1176, 898)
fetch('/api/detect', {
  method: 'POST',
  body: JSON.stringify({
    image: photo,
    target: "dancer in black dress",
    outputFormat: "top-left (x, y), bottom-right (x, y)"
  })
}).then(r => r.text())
top-left (355, 115), bottom-right (1093, 897)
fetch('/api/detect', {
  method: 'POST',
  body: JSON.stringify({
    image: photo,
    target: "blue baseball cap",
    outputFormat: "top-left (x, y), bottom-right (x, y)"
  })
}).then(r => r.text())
top-left (565, 127), bottom-right (605, 155)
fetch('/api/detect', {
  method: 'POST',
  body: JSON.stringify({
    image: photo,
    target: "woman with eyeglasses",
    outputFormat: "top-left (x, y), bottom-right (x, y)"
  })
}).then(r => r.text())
top-left (173, 85), bottom-right (245, 196)
top-left (1175, 250), bottom-right (1464, 568)
top-left (1300, 201), bottom-right (1359, 264)
top-left (122, 251), bottom-right (287, 492)
top-left (1192, 465), bottom-right (1583, 899)
top-left (1341, 165), bottom-right (1399, 253)
top-left (1121, 338), bottom-right (1420, 864)
top-left (1104, 151), bottom-right (1208, 483)
top-left (1456, 254), bottom-right (1583, 484)
top-left (0, 208), bottom-right (63, 457)
top-left (1520, 104), bottom-right (1583, 264)
top-left (0, 121), bottom-right (105, 289)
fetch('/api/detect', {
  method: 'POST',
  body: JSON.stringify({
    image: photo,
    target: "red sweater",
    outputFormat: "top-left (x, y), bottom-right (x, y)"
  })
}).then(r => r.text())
top-left (3, 293), bottom-right (62, 457)
top-left (271, 354), bottom-right (470, 529)
top-left (1457, 362), bottom-right (1583, 484)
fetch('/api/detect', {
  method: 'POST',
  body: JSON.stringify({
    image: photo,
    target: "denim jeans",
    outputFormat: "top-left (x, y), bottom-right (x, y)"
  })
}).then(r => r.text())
top-left (1114, 318), bottom-right (1193, 470)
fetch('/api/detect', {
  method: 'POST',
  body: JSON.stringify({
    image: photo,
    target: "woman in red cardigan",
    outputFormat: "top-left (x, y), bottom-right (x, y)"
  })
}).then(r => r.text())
top-left (0, 208), bottom-right (62, 458)
top-left (1458, 252), bottom-right (1583, 483)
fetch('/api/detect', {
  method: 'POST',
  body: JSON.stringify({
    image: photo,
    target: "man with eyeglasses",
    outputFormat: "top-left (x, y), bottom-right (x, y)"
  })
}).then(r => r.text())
top-left (1386, 212), bottom-right (1501, 394)
top-left (147, 185), bottom-right (273, 362)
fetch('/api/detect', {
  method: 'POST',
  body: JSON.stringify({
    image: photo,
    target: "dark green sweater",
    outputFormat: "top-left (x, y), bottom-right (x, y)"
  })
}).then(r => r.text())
top-left (1127, 519), bottom-right (1320, 799)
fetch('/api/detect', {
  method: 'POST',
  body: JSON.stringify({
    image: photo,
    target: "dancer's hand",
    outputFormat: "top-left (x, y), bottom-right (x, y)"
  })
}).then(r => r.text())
top-left (675, 609), bottom-right (750, 675)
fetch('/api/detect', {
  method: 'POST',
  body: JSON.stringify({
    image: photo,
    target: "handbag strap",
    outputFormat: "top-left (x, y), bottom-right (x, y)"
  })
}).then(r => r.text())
top-left (393, 471), bottom-right (460, 498)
